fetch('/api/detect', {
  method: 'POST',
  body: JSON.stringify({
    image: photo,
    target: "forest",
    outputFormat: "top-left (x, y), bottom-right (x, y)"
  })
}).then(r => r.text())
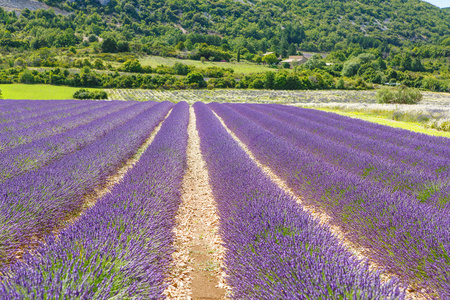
top-left (0, 0), bottom-right (450, 91)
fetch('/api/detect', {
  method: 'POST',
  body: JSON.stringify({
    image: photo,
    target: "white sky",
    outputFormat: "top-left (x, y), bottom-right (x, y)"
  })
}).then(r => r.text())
top-left (422, 0), bottom-right (449, 8)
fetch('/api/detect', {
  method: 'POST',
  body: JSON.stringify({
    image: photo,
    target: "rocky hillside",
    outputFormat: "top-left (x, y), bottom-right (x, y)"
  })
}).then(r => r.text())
top-left (0, 0), bottom-right (68, 14)
top-left (1, 0), bottom-right (450, 52)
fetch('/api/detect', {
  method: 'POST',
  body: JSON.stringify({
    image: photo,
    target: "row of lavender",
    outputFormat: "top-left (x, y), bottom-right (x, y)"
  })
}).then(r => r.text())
top-left (276, 104), bottom-right (450, 156)
top-left (0, 100), bottom-right (84, 123)
top-left (270, 104), bottom-right (450, 176)
top-left (0, 101), bottom-right (173, 266)
top-left (268, 104), bottom-right (450, 205)
top-left (210, 103), bottom-right (450, 297)
top-left (0, 102), bottom-right (189, 299)
top-left (195, 102), bottom-right (404, 299)
top-left (0, 102), bottom-right (153, 181)
top-left (229, 104), bottom-right (447, 205)
top-left (0, 101), bottom-right (132, 152)
top-left (0, 101), bottom-right (94, 133)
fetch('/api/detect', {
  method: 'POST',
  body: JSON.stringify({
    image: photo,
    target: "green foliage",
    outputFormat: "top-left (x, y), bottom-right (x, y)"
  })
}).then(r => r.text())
top-left (186, 71), bottom-right (206, 88)
top-left (121, 59), bottom-right (142, 73)
top-left (101, 38), bottom-right (117, 53)
top-left (73, 88), bottom-right (108, 100)
top-left (377, 87), bottom-right (423, 104)
top-left (422, 77), bottom-right (447, 92)
top-left (336, 78), bottom-right (345, 89)
top-left (303, 54), bottom-right (326, 70)
top-left (172, 62), bottom-right (191, 75)
top-left (262, 54), bottom-right (278, 65)
top-left (342, 60), bottom-right (361, 77)
top-left (175, 41), bottom-right (185, 51)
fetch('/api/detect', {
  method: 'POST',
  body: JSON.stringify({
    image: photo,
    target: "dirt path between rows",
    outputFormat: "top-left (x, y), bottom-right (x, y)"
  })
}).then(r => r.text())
top-left (164, 107), bottom-right (229, 300)
top-left (211, 111), bottom-right (429, 300)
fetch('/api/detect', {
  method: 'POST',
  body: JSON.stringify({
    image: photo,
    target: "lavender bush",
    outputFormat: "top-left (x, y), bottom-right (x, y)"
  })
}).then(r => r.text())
top-left (0, 102), bottom-right (156, 181)
top-left (227, 103), bottom-right (446, 202)
top-left (0, 101), bottom-right (172, 267)
top-left (210, 103), bottom-right (450, 297)
top-left (0, 101), bottom-right (133, 152)
top-left (195, 102), bottom-right (404, 299)
top-left (0, 102), bottom-right (189, 299)
top-left (0, 101), bottom-right (101, 133)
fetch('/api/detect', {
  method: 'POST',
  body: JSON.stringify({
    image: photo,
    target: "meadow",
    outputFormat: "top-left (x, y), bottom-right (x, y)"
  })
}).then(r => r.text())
top-left (0, 84), bottom-right (102, 100)
top-left (139, 55), bottom-right (274, 74)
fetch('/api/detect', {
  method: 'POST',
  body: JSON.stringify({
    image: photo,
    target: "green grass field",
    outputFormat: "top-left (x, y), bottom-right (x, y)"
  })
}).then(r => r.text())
top-left (0, 84), bottom-right (102, 100)
top-left (139, 56), bottom-right (274, 74)
top-left (316, 108), bottom-right (450, 138)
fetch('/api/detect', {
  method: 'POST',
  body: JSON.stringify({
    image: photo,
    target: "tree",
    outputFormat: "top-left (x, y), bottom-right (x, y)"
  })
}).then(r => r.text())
top-left (412, 58), bottom-right (424, 72)
top-left (342, 60), bottom-right (361, 77)
top-left (88, 35), bottom-right (98, 43)
top-left (401, 53), bottom-right (412, 71)
top-left (101, 38), bottom-right (117, 53)
top-left (175, 41), bottom-right (185, 51)
top-left (186, 71), bottom-right (206, 87)
top-left (122, 59), bottom-right (142, 73)
top-left (185, 39), bottom-right (193, 50)
top-left (288, 43), bottom-right (297, 55)
top-left (263, 71), bottom-right (275, 89)
top-left (303, 54), bottom-right (326, 70)
top-left (237, 48), bottom-right (241, 63)
top-left (117, 41), bottom-right (130, 52)
top-left (172, 62), bottom-right (190, 75)
top-left (374, 57), bottom-right (386, 71)
top-left (262, 53), bottom-right (278, 65)
top-left (19, 70), bottom-right (35, 84)
top-left (93, 59), bottom-right (104, 70)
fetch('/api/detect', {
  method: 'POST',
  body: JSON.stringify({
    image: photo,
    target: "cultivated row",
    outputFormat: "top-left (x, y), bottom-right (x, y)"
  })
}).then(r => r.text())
top-left (0, 101), bottom-right (172, 266)
top-left (0, 102), bottom-right (156, 181)
top-left (195, 102), bottom-right (404, 299)
top-left (0, 102), bottom-right (189, 299)
top-left (210, 103), bottom-right (450, 297)
top-left (229, 104), bottom-right (444, 206)
top-left (0, 101), bottom-right (93, 133)
top-left (0, 101), bottom-right (133, 152)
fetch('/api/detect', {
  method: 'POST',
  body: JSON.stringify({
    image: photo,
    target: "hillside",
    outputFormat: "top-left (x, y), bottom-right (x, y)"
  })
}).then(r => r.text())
top-left (1, 0), bottom-right (450, 94)
top-left (26, 0), bottom-right (450, 51)
top-left (0, 0), bottom-right (67, 14)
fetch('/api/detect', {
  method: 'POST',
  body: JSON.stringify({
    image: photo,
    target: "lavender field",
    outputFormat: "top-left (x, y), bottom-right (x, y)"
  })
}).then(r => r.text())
top-left (0, 100), bottom-right (448, 299)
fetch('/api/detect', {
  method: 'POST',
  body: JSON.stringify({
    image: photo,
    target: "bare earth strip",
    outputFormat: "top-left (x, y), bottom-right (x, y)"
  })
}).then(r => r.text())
top-left (12, 109), bottom-right (173, 264)
top-left (211, 111), bottom-right (429, 300)
top-left (164, 107), bottom-right (229, 299)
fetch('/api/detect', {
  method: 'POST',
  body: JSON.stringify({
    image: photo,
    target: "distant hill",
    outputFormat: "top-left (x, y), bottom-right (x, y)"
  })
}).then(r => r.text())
top-left (0, 0), bottom-right (67, 14)
top-left (28, 0), bottom-right (450, 51)
top-left (1, 0), bottom-right (450, 52)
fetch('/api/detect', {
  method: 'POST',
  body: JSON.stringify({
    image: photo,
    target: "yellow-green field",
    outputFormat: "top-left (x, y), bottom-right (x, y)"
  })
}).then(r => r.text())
top-left (315, 108), bottom-right (450, 138)
top-left (139, 56), bottom-right (274, 74)
top-left (0, 84), bottom-right (102, 100)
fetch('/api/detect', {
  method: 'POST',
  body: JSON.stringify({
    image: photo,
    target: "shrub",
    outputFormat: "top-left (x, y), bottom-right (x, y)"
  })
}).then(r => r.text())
top-left (377, 87), bottom-right (422, 104)
top-left (282, 62), bottom-right (291, 69)
top-left (73, 89), bottom-right (108, 100)
top-left (186, 72), bottom-right (206, 88)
